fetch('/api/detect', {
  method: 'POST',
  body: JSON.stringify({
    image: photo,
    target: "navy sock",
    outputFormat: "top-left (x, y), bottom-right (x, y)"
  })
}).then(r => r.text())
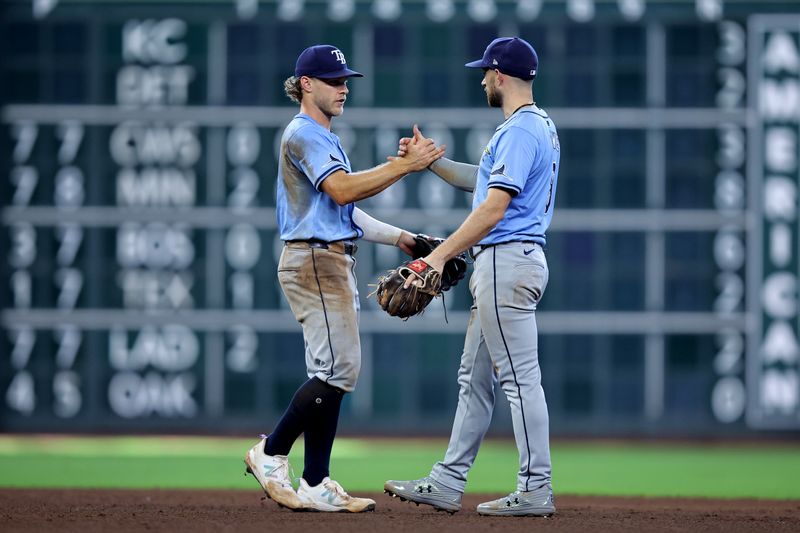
top-left (264, 376), bottom-right (345, 472)
top-left (301, 381), bottom-right (344, 486)
top-left (265, 377), bottom-right (333, 456)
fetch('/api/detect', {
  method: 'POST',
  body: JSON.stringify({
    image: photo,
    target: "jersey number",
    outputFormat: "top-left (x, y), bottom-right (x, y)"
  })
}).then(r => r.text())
top-left (544, 162), bottom-right (555, 214)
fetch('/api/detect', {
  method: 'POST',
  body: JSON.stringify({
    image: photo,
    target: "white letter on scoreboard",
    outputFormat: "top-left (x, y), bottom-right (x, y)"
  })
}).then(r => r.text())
top-left (761, 320), bottom-right (800, 364)
top-left (763, 31), bottom-right (800, 74)
top-left (760, 369), bottom-right (799, 414)
top-left (762, 272), bottom-right (797, 319)
top-left (765, 127), bottom-right (798, 173)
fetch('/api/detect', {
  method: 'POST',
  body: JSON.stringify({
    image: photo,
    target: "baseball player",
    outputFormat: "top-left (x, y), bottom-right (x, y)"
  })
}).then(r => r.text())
top-left (384, 37), bottom-right (560, 516)
top-left (244, 44), bottom-right (444, 512)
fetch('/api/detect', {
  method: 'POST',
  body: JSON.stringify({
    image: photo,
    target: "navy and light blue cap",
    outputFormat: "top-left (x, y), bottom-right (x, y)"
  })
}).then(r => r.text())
top-left (295, 44), bottom-right (363, 79)
top-left (465, 37), bottom-right (538, 80)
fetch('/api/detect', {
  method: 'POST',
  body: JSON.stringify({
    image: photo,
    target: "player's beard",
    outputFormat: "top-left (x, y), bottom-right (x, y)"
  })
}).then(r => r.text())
top-left (486, 86), bottom-right (503, 108)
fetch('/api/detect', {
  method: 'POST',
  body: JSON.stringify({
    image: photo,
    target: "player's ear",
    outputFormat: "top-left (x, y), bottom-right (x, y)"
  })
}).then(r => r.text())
top-left (300, 76), bottom-right (314, 93)
top-left (493, 69), bottom-right (504, 85)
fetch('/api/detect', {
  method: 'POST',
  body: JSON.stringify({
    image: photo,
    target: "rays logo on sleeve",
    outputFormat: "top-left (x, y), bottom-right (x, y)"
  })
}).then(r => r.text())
top-left (490, 164), bottom-right (513, 182)
top-left (321, 153), bottom-right (344, 170)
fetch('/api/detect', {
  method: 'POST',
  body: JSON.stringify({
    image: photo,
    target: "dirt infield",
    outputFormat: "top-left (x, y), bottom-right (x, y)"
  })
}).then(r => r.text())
top-left (2, 489), bottom-right (799, 532)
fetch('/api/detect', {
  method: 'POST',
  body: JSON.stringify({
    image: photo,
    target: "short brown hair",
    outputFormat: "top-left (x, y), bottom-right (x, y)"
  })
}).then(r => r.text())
top-left (284, 76), bottom-right (302, 103)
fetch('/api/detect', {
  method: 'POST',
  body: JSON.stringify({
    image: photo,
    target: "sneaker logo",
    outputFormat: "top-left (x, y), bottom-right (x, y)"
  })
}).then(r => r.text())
top-left (505, 496), bottom-right (522, 508)
top-left (416, 484), bottom-right (433, 494)
top-left (262, 464), bottom-right (276, 477)
top-left (320, 489), bottom-right (338, 505)
top-left (505, 494), bottom-right (528, 508)
top-left (523, 248), bottom-right (535, 255)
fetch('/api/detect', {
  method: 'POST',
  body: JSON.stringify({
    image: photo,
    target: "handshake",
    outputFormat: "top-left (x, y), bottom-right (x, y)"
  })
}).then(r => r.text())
top-left (388, 124), bottom-right (446, 173)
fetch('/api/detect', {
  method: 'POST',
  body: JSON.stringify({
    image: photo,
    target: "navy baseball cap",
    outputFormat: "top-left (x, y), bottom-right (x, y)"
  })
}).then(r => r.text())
top-left (294, 44), bottom-right (363, 79)
top-left (465, 37), bottom-right (538, 80)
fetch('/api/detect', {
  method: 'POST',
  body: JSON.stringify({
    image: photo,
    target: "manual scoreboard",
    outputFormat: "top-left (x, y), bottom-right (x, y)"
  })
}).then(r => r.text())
top-left (2, 0), bottom-right (799, 433)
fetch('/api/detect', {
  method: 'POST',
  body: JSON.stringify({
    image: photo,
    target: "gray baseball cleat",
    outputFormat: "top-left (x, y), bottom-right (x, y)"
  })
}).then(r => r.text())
top-left (384, 476), bottom-right (462, 513)
top-left (476, 485), bottom-right (555, 517)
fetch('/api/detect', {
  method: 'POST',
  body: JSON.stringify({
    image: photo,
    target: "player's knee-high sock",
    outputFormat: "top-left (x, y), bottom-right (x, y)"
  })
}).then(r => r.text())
top-left (301, 380), bottom-right (345, 486)
top-left (265, 376), bottom-right (337, 456)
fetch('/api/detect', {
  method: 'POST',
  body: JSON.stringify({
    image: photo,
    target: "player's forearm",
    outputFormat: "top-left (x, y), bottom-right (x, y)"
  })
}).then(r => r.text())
top-left (429, 158), bottom-right (478, 192)
top-left (429, 201), bottom-right (505, 264)
top-left (347, 161), bottom-right (408, 201)
top-left (352, 207), bottom-right (402, 246)
top-left (323, 161), bottom-right (410, 205)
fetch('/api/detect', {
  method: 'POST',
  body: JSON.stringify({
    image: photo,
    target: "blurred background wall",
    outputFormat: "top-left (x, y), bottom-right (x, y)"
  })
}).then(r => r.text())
top-left (1, 0), bottom-right (799, 436)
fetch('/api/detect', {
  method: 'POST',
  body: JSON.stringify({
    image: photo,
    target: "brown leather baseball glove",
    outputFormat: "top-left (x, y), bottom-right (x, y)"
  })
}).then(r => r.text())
top-left (373, 259), bottom-right (442, 319)
top-left (409, 234), bottom-right (468, 292)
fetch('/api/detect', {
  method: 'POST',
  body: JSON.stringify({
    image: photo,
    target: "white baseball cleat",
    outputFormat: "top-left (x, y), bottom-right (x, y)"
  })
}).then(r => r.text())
top-left (297, 477), bottom-right (376, 512)
top-left (244, 437), bottom-right (303, 510)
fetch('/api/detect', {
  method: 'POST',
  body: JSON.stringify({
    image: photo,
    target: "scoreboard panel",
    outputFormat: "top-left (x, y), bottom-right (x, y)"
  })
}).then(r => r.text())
top-left (1, 0), bottom-right (799, 434)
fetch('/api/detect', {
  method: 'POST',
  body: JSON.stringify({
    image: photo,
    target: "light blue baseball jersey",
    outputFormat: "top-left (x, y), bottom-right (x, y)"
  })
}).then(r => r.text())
top-left (277, 113), bottom-right (363, 242)
top-left (473, 105), bottom-right (560, 246)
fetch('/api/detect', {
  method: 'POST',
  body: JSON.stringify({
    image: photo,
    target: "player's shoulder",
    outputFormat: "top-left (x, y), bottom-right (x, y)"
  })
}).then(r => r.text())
top-left (500, 120), bottom-right (542, 143)
top-left (283, 114), bottom-right (331, 145)
top-left (514, 106), bottom-right (552, 127)
top-left (507, 107), bottom-right (555, 137)
top-left (284, 114), bottom-right (315, 136)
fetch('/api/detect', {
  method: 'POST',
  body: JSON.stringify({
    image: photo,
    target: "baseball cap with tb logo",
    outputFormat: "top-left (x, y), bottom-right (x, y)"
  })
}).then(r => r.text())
top-left (465, 37), bottom-right (539, 80)
top-left (294, 44), bottom-right (363, 79)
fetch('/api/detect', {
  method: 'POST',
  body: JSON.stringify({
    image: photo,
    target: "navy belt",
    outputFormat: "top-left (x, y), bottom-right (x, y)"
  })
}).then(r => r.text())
top-left (469, 240), bottom-right (540, 260)
top-left (286, 239), bottom-right (358, 256)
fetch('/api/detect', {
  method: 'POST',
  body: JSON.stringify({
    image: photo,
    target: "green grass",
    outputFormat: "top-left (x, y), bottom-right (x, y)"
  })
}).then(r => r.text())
top-left (0, 436), bottom-right (798, 499)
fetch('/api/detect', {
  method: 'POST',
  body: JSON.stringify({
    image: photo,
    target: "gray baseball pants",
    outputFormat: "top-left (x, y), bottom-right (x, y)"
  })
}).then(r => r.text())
top-left (277, 242), bottom-right (361, 392)
top-left (431, 242), bottom-right (552, 493)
